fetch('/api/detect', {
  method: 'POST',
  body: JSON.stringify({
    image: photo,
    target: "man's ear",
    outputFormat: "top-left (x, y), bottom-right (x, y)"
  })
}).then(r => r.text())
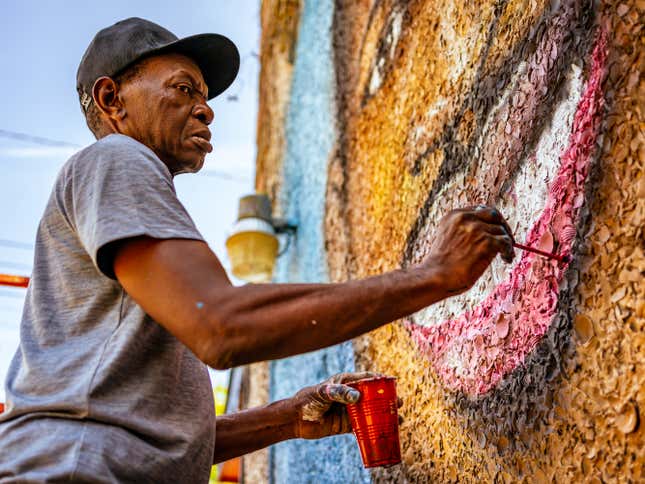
top-left (92, 76), bottom-right (126, 122)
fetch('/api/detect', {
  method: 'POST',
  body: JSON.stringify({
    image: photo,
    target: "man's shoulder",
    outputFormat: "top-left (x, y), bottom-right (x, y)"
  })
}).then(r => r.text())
top-left (67, 134), bottom-right (168, 177)
top-left (86, 133), bottom-right (157, 160)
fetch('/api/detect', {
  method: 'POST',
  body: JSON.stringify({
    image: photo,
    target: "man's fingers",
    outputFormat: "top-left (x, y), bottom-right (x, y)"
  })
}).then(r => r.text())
top-left (460, 218), bottom-right (515, 263)
top-left (471, 206), bottom-right (515, 242)
top-left (488, 233), bottom-right (515, 263)
top-left (334, 371), bottom-right (382, 384)
top-left (481, 222), bottom-right (516, 263)
top-left (320, 383), bottom-right (361, 404)
top-left (318, 372), bottom-right (394, 405)
top-left (468, 221), bottom-right (508, 238)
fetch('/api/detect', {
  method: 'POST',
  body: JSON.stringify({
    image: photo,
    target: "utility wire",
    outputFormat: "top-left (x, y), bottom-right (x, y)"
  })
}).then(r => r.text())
top-left (1, 129), bottom-right (252, 184)
top-left (0, 129), bottom-right (82, 148)
top-left (0, 239), bottom-right (33, 251)
top-left (199, 170), bottom-right (251, 184)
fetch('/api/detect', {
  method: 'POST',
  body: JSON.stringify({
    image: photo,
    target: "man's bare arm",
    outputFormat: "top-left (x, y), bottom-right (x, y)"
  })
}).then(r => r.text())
top-left (113, 207), bottom-right (515, 369)
top-left (213, 372), bottom-right (379, 464)
top-left (214, 399), bottom-right (297, 463)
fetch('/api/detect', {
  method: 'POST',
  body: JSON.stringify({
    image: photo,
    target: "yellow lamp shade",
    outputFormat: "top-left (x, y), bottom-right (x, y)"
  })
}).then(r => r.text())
top-left (225, 217), bottom-right (279, 283)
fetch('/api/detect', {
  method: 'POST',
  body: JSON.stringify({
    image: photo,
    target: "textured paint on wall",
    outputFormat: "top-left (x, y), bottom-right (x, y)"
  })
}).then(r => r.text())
top-left (256, 0), bottom-right (644, 481)
top-left (267, 1), bottom-right (370, 483)
top-left (409, 29), bottom-right (607, 396)
top-left (327, 0), bottom-right (643, 481)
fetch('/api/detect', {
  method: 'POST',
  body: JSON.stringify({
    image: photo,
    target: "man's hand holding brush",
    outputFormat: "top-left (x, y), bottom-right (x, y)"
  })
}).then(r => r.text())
top-left (423, 205), bottom-right (516, 295)
top-left (425, 205), bottom-right (569, 297)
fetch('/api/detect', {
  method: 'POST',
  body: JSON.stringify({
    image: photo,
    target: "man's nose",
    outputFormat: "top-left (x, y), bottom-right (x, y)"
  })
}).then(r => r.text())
top-left (193, 102), bottom-right (214, 126)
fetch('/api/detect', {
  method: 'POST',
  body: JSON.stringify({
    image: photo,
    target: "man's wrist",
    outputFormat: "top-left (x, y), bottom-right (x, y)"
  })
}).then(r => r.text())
top-left (414, 258), bottom-right (467, 303)
top-left (266, 397), bottom-right (300, 441)
top-left (213, 397), bottom-right (300, 463)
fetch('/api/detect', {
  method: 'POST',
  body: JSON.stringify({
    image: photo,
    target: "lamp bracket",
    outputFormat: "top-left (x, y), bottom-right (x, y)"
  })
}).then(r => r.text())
top-left (272, 219), bottom-right (297, 235)
top-left (272, 219), bottom-right (297, 257)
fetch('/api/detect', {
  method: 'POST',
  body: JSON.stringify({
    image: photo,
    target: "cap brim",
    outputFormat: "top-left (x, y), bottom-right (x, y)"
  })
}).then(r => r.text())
top-left (154, 33), bottom-right (240, 100)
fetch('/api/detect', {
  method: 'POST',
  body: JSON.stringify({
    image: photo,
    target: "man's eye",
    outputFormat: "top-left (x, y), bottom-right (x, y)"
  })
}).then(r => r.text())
top-left (178, 85), bottom-right (192, 94)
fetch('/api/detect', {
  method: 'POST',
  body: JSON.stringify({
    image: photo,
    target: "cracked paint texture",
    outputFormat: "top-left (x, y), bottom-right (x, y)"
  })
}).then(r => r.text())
top-left (254, 0), bottom-right (644, 481)
top-left (409, 29), bottom-right (607, 397)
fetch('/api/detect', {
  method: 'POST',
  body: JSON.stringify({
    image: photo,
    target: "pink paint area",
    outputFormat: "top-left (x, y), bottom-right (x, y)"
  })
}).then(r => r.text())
top-left (408, 29), bottom-right (607, 396)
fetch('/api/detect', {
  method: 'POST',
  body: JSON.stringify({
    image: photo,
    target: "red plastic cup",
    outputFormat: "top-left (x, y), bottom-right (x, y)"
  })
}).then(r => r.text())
top-left (346, 376), bottom-right (401, 468)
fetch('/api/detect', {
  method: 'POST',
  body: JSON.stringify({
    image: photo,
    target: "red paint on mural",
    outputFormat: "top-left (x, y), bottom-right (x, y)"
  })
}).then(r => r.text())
top-left (408, 28), bottom-right (607, 396)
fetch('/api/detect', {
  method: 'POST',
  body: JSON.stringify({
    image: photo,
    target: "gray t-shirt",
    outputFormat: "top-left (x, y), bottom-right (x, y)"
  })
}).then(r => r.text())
top-left (0, 134), bottom-right (215, 483)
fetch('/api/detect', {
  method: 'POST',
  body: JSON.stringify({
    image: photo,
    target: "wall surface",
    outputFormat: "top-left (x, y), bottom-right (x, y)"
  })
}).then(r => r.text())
top-left (256, 0), bottom-right (370, 483)
top-left (255, 0), bottom-right (643, 482)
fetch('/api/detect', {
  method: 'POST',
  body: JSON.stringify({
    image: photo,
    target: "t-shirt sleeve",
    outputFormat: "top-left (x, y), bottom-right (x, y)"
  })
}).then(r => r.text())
top-left (67, 135), bottom-right (205, 279)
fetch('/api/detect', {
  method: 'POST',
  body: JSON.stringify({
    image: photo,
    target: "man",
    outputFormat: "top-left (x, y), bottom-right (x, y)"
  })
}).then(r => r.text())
top-left (0, 18), bottom-right (515, 483)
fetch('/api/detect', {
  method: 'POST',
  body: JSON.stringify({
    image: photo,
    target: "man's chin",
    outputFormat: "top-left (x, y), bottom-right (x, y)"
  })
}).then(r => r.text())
top-left (174, 157), bottom-right (205, 175)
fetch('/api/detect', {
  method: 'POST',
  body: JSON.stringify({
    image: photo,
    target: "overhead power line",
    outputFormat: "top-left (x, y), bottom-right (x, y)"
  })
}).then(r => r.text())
top-left (199, 170), bottom-right (251, 184)
top-left (0, 129), bottom-right (81, 148)
top-left (0, 129), bottom-right (252, 183)
top-left (0, 239), bottom-right (33, 251)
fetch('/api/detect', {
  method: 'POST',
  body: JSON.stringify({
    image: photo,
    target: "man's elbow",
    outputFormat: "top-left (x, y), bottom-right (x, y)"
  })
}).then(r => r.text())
top-left (203, 351), bottom-right (236, 370)
top-left (194, 317), bottom-right (241, 370)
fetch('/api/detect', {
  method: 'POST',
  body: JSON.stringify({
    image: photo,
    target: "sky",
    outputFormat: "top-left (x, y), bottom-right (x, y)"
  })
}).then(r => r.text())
top-left (0, 1), bottom-right (260, 400)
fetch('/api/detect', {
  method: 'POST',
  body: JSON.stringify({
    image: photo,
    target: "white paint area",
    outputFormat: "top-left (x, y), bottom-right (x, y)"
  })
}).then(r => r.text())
top-left (368, 59), bottom-right (385, 95)
top-left (413, 64), bottom-right (584, 327)
top-left (387, 10), bottom-right (403, 59)
top-left (367, 7), bottom-right (404, 96)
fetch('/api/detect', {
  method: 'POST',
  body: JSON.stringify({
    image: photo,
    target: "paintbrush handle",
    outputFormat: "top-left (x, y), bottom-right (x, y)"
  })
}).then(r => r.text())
top-left (513, 242), bottom-right (566, 262)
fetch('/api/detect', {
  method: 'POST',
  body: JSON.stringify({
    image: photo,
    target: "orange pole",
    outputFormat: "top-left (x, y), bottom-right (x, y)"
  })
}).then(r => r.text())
top-left (0, 274), bottom-right (29, 288)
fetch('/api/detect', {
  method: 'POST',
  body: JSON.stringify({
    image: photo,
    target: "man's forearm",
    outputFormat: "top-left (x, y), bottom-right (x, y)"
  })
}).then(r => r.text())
top-left (207, 260), bottom-right (452, 368)
top-left (213, 398), bottom-right (297, 464)
top-left (114, 208), bottom-right (512, 370)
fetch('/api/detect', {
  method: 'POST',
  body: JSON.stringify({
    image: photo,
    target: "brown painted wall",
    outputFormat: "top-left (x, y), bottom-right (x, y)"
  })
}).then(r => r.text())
top-left (256, 0), bottom-right (644, 481)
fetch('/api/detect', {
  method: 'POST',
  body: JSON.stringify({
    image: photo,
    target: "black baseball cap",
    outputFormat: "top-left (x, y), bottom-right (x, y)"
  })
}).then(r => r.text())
top-left (76, 17), bottom-right (239, 112)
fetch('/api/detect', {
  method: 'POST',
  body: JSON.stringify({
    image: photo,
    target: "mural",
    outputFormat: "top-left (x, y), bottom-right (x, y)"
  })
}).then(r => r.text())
top-left (409, 21), bottom-right (606, 397)
top-left (254, 0), bottom-right (643, 482)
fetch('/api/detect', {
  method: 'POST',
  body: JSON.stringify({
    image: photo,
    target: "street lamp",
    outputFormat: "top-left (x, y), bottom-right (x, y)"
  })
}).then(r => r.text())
top-left (225, 194), bottom-right (296, 283)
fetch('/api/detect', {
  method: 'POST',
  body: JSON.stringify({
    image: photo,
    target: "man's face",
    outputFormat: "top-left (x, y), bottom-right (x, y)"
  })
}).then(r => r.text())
top-left (117, 53), bottom-right (213, 174)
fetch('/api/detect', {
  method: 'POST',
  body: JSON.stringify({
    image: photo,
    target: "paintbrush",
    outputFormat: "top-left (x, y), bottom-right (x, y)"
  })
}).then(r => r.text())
top-left (513, 242), bottom-right (570, 263)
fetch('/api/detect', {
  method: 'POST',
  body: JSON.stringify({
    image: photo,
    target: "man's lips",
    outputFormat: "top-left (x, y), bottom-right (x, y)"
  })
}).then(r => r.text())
top-left (190, 132), bottom-right (213, 153)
